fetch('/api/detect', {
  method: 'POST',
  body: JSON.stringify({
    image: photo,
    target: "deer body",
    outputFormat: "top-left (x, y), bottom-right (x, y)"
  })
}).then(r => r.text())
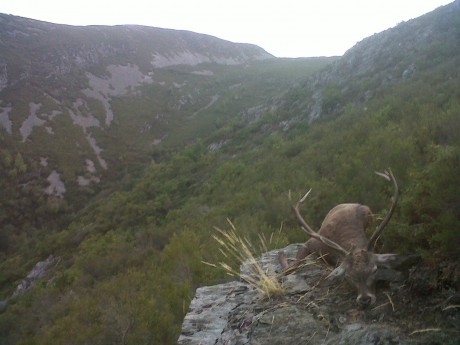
top-left (297, 203), bottom-right (372, 265)
top-left (280, 170), bottom-right (399, 308)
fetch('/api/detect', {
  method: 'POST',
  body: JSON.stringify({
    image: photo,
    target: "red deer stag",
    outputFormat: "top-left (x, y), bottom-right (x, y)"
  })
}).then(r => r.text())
top-left (279, 169), bottom-right (399, 308)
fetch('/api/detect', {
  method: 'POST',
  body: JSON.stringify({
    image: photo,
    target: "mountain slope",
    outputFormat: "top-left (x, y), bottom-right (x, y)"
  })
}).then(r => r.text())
top-left (0, 14), bottom-right (272, 83)
top-left (0, 14), bottom-right (272, 189)
top-left (0, 14), bottom-right (332, 220)
top-left (276, 0), bottom-right (460, 122)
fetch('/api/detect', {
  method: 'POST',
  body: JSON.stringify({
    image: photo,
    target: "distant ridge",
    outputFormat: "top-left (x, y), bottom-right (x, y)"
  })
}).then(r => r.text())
top-left (0, 13), bottom-right (273, 83)
top-left (276, 0), bottom-right (460, 122)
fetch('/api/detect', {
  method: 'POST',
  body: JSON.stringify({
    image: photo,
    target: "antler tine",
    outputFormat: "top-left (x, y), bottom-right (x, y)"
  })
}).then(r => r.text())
top-left (292, 190), bottom-right (350, 256)
top-left (368, 168), bottom-right (399, 250)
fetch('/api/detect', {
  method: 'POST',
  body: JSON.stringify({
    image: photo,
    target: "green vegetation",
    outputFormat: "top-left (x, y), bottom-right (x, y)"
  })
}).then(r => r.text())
top-left (2, 56), bottom-right (460, 342)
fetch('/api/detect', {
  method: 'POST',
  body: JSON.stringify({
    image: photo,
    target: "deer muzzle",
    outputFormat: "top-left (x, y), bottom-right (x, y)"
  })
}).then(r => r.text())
top-left (356, 292), bottom-right (376, 308)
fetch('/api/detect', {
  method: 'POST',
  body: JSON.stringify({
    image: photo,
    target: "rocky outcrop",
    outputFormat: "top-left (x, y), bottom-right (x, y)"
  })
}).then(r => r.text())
top-left (178, 244), bottom-right (459, 345)
top-left (0, 255), bottom-right (60, 311)
top-left (14, 255), bottom-right (60, 295)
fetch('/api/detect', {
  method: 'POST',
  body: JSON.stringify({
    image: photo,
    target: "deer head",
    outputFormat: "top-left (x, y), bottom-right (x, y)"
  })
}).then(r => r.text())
top-left (292, 169), bottom-right (399, 308)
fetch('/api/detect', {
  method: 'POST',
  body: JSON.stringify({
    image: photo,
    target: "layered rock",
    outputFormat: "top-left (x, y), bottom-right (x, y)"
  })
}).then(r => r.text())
top-left (178, 244), bottom-right (459, 345)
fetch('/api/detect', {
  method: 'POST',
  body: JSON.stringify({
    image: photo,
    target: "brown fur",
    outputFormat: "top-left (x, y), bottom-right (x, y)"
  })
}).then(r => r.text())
top-left (295, 203), bottom-right (373, 265)
top-left (281, 170), bottom-right (399, 307)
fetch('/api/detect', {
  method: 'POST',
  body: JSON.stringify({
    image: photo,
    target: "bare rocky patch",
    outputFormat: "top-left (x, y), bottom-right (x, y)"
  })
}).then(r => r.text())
top-left (45, 170), bottom-right (66, 197)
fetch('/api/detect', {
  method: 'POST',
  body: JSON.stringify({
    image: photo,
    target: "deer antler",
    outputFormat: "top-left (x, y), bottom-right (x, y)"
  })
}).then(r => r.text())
top-left (368, 168), bottom-right (399, 250)
top-left (291, 189), bottom-right (350, 256)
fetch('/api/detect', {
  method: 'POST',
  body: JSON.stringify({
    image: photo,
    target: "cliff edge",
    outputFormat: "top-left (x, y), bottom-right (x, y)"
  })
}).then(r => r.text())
top-left (178, 244), bottom-right (459, 345)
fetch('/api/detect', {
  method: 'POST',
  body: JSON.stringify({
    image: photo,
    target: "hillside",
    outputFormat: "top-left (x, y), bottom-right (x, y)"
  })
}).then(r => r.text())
top-left (276, 0), bottom-right (460, 123)
top-left (1, 1), bottom-right (460, 344)
top-left (0, 13), bottom-right (273, 202)
top-left (2, 13), bottom-right (327, 201)
top-left (0, 13), bottom-right (334, 261)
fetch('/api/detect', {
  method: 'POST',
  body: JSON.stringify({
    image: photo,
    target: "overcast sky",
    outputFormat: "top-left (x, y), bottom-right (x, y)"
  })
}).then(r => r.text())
top-left (1, 0), bottom-right (453, 57)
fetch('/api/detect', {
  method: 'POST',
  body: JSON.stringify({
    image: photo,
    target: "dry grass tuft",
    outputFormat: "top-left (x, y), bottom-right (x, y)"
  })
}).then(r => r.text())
top-left (409, 328), bottom-right (442, 336)
top-left (203, 219), bottom-right (285, 298)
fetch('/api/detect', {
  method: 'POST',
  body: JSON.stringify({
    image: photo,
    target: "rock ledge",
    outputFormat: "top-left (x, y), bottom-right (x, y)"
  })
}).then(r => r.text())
top-left (178, 244), bottom-right (459, 345)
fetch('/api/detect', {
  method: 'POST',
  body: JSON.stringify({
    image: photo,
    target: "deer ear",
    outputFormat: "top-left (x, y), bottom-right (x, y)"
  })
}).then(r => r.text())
top-left (374, 253), bottom-right (421, 269)
top-left (373, 253), bottom-right (398, 268)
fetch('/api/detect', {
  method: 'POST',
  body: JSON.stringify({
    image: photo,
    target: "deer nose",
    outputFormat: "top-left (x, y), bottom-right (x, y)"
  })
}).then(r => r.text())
top-left (357, 295), bottom-right (372, 308)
